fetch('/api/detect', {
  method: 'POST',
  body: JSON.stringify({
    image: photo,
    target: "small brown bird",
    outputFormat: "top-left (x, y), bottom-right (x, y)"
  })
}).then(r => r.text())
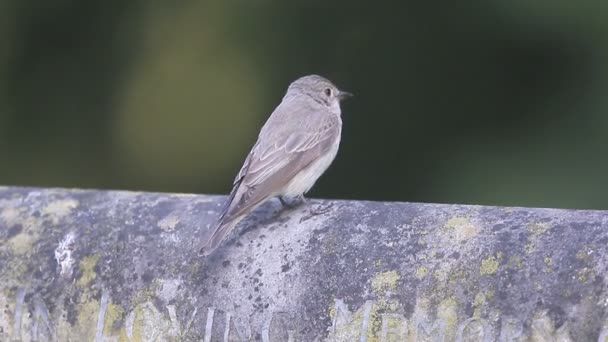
top-left (199, 75), bottom-right (352, 255)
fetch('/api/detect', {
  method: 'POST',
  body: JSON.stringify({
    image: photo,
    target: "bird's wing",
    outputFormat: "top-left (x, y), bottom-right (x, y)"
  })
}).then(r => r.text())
top-left (218, 104), bottom-right (340, 223)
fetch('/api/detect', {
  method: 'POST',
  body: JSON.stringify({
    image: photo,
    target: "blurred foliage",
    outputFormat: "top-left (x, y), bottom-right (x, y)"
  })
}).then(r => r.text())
top-left (1, 1), bottom-right (607, 209)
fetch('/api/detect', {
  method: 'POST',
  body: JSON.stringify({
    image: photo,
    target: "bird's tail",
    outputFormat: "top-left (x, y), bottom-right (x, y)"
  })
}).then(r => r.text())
top-left (199, 216), bottom-right (243, 256)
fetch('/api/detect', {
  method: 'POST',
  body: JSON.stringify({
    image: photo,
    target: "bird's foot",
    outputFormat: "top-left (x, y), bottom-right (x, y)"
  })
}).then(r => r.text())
top-left (299, 202), bottom-right (334, 223)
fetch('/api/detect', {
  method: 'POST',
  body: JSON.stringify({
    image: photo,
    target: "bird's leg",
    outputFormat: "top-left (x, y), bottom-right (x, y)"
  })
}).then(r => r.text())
top-left (279, 194), bottom-right (306, 209)
top-left (312, 202), bottom-right (333, 215)
top-left (299, 201), bottom-right (334, 222)
top-left (280, 195), bottom-right (334, 222)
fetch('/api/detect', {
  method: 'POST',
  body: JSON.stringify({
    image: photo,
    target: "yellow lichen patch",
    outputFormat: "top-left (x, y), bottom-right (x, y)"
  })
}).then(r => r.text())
top-left (367, 299), bottom-right (404, 341)
top-left (74, 295), bottom-right (100, 341)
top-left (327, 299), bottom-right (405, 342)
top-left (158, 214), bottom-right (180, 232)
top-left (77, 254), bottom-right (101, 287)
top-left (472, 290), bottom-right (494, 318)
top-left (7, 228), bottom-right (38, 255)
top-left (66, 294), bottom-right (125, 341)
top-left (103, 302), bottom-right (125, 336)
top-left (415, 266), bottom-right (428, 280)
top-left (443, 216), bottom-right (479, 242)
top-left (130, 280), bottom-right (161, 307)
top-left (480, 256), bottom-right (499, 275)
top-left (371, 271), bottom-right (400, 295)
top-left (115, 291), bottom-right (169, 341)
top-left (329, 304), bottom-right (336, 319)
top-left (367, 305), bottom-right (381, 341)
top-left (437, 297), bottom-right (458, 339)
top-left (42, 199), bottom-right (79, 224)
top-left (326, 303), bottom-right (366, 341)
top-left (1, 206), bottom-right (45, 255)
top-left (530, 310), bottom-right (572, 340)
top-left (374, 297), bottom-right (400, 312)
top-left (473, 292), bottom-right (486, 308)
top-left (577, 267), bottom-right (594, 283)
top-left (527, 222), bottom-right (551, 237)
top-left (55, 309), bottom-right (75, 342)
top-left (525, 222), bottom-right (552, 254)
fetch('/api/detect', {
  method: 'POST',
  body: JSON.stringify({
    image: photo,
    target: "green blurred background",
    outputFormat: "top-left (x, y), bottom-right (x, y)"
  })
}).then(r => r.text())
top-left (1, 1), bottom-right (607, 209)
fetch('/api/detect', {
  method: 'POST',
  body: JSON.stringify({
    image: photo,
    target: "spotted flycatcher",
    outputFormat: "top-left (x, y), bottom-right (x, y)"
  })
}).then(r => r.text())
top-left (200, 75), bottom-right (352, 255)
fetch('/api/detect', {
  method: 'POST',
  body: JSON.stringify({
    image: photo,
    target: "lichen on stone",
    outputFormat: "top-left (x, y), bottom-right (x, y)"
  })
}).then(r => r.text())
top-left (158, 214), bottom-right (180, 232)
top-left (371, 271), bottom-right (400, 295)
top-left (527, 222), bottom-right (551, 237)
top-left (443, 216), bottom-right (479, 242)
top-left (77, 254), bottom-right (100, 287)
top-left (415, 266), bottom-right (428, 280)
top-left (480, 256), bottom-right (499, 275)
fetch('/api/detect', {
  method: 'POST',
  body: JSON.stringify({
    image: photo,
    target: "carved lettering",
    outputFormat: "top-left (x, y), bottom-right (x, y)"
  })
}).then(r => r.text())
top-left (10, 288), bottom-right (26, 341)
top-left (167, 305), bottom-right (180, 335)
top-left (498, 318), bottom-right (523, 342)
top-left (262, 312), bottom-right (274, 342)
top-left (166, 304), bottom-right (198, 338)
top-left (263, 311), bottom-right (297, 342)
top-left (413, 315), bottom-right (445, 342)
top-left (224, 313), bottom-right (252, 342)
top-left (223, 312), bottom-right (231, 342)
top-left (32, 296), bottom-right (55, 341)
top-left (359, 301), bottom-right (374, 342)
top-left (204, 307), bottom-right (215, 342)
top-left (95, 290), bottom-right (110, 342)
top-left (330, 299), bottom-right (353, 333)
top-left (456, 317), bottom-right (492, 342)
top-left (201, 307), bottom-right (252, 341)
top-left (380, 313), bottom-right (407, 341)
top-left (6, 290), bottom-right (600, 341)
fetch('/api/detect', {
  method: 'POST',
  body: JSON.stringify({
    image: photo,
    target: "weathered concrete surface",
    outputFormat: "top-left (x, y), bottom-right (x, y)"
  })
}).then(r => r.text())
top-left (0, 186), bottom-right (607, 341)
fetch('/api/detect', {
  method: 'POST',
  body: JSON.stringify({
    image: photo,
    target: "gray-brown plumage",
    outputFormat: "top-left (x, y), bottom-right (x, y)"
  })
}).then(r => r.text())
top-left (199, 75), bottom-right (352, 255)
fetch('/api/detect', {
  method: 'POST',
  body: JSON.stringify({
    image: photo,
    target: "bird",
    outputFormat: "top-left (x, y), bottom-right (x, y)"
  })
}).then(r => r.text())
top-left (199, 74), bottom-right (352, 255)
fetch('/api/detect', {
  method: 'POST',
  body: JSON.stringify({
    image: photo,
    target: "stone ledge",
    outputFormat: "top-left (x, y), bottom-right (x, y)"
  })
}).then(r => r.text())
top-left (0, 186), bottom-right (607, 341)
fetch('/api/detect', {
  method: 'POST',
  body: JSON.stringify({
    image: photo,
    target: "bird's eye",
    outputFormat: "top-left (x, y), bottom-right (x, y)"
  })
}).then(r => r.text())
top-left (324, 88), bottom-right (332, 97)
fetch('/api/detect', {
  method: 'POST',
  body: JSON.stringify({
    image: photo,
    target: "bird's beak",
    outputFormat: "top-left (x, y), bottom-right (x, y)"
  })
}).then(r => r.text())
top-left (337, 90), bottom-right (353, 100)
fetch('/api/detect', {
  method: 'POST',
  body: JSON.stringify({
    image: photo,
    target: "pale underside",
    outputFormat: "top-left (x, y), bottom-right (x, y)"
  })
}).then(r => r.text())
top-left (219, 96), bottom-right (342, 225)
